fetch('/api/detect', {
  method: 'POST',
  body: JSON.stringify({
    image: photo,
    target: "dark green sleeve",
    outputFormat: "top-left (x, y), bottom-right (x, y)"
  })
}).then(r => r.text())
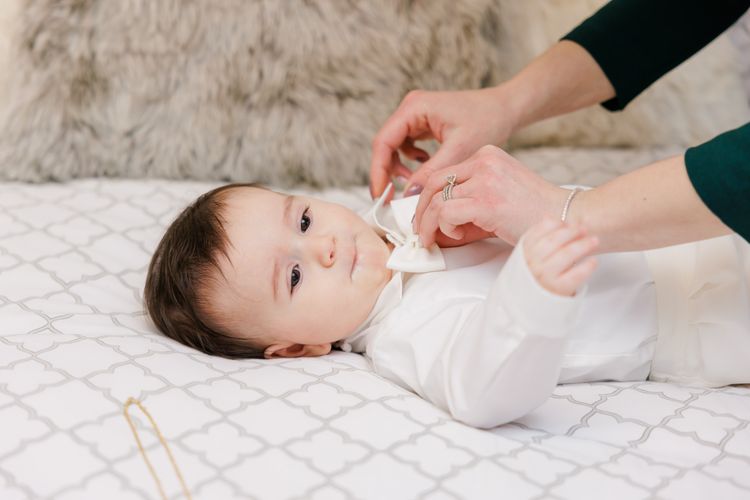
top-left (563, 0), bottom-right (750, 111)
top-left (685, 123), bottom-right (750, 241)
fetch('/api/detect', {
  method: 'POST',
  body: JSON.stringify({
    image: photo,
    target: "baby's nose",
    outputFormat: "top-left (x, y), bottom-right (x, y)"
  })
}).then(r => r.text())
top-left (312, 235), bottom-right (336, 267)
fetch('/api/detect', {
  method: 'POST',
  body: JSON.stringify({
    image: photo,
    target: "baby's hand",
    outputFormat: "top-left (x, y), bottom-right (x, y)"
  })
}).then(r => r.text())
top-left (522, 218), bottom-right (599, 297)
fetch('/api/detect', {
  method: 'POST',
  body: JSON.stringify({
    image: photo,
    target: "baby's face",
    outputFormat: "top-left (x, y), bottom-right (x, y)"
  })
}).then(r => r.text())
top-left (212, 187), bottom-right (393, 356)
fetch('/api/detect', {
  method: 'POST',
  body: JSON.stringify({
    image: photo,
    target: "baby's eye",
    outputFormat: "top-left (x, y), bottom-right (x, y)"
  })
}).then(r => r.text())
top-left (291, 265), bottom-right (301, 290)
top-left (300, 206), bottom-right (311, 233)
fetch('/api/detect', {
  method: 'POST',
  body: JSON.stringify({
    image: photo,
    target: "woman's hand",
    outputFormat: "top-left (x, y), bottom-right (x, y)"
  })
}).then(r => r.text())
top-left (369, 87), bottom-right (520, 199)
top-left (522, 218), bottom-right (599, 297)
top-left (413, 145), bottom-right (569, 247)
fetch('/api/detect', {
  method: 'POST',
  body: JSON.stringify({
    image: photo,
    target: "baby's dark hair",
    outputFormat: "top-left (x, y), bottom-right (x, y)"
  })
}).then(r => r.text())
top-left (144, 183), bottom-right (266, 359)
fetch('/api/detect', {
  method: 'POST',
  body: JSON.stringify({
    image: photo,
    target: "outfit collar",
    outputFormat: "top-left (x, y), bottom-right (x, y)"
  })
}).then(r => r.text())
top-left (336, 271), bottom-right (403, 352)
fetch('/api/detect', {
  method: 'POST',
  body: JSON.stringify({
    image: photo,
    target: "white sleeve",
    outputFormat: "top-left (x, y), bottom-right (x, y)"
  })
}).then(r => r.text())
top-left (371, 238), bottom-right (583, 429)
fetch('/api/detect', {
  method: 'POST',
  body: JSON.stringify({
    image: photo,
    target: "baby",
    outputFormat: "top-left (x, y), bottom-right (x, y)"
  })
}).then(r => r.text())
top-left (145, 183), bottom-right (750, 428)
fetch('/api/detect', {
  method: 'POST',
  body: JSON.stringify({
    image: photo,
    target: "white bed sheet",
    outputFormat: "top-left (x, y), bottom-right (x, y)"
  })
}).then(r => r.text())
top-left (1, 148), bottom-right (749, 500)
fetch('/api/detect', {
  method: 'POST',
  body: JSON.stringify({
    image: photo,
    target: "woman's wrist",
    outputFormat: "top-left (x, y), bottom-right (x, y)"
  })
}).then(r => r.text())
top-left (566, 155), bottom-right (733, 253)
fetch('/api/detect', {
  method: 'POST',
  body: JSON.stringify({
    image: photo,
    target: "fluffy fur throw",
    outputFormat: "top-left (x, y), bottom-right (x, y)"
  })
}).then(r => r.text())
top-left (0, 1), bottom-right (747, 186)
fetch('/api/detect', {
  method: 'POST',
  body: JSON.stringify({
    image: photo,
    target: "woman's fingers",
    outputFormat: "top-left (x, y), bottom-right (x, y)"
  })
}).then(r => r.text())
top-left (399, 138), bottom-right (431, 162)
top-left (370, 141), bottom-right (400, 199)
top-left (403, 136), bottom-right (477, 197)
top-left (415, 175), bottom-right (491, 247)
top-left (412, 158), bottom-right (478, 234)
top-left (370, 106), bottom-right (430, 198)
top-left (413, 145), bottom-right (565, 247)
top-left (389, 152), bottom-right (414, 180)
top-left (433, 224), bottom-right (494, 247)
top-left (414, 190), bottom-right (447, 247)
top-left (433, 198), bottom-right (483, 242)
top-left (371, 88), bottom-right (520, 202)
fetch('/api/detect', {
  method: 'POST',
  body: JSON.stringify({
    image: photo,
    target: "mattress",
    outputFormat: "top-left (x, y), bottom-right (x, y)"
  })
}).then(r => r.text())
top-left (1, 147), bottom-right (749, 500)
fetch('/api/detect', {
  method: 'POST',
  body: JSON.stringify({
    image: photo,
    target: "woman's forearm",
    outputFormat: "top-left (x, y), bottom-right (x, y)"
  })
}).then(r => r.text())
top-left (568, 154), bottom-right (732, 253)
top-left (493, 42), bottom-right (732, 252)
top-left (499, 40), bottom-right (616, 133)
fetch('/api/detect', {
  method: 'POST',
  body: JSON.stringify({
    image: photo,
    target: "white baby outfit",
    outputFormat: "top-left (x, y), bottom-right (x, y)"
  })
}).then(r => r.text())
top-left (336, 189), bottom-right (750, 428)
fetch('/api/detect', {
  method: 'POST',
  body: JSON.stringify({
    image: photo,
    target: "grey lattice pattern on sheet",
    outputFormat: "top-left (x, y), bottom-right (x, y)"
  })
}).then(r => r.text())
top-left (1, 151), bottom-right (749, 500)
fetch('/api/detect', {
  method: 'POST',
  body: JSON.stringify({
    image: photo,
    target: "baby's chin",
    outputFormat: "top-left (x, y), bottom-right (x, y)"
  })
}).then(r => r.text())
top-left (351, 239), bottom-right (392, 285)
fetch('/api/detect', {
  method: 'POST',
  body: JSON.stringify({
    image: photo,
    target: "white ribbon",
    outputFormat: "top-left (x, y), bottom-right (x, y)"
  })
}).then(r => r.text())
top-left (360, 183), bottom-right (446, 274)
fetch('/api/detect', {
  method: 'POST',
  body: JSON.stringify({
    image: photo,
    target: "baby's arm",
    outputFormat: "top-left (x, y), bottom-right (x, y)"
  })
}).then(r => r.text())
top-left (375, 220), bottom-right (599, 429)
top-left (445, 230), bottom-right (597, 427)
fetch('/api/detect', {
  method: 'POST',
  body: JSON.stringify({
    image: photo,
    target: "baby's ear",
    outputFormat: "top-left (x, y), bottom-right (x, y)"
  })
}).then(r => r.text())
top-left (264, 343), bottom-right (331, 359)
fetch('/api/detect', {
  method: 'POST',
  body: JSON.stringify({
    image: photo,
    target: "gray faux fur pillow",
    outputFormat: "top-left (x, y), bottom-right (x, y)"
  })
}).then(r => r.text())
top-left (0, 0), bottom-right (506, 185)
top-left (0, 0), bottom-right (747, 186)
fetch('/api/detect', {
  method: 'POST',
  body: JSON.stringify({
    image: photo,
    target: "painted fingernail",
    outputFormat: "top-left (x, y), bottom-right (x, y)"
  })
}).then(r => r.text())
top-left (405, 184), bottom-right (423, 196)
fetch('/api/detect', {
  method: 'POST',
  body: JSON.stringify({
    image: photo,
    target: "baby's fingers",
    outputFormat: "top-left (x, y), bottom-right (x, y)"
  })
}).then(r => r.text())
top-left (525, 221), bottom-right (586, 265)
top-left (541, 234), bottom-right (599, 278)
top-left (523, 217), bottom-right (563, 261)
top-left (555, 257), bottom-right (598, 296)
